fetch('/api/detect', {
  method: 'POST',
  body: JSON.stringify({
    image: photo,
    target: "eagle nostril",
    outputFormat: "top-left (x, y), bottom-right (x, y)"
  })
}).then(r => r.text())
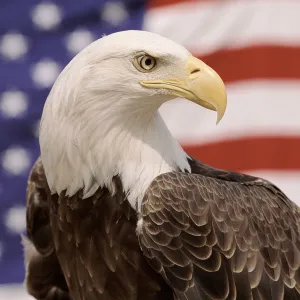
top-left (190, 68), bottom-right (201, 75)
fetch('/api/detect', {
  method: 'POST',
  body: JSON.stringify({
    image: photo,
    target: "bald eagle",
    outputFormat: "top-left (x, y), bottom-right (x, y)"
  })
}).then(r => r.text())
top-left (23, 30), bottom-right (300, 300)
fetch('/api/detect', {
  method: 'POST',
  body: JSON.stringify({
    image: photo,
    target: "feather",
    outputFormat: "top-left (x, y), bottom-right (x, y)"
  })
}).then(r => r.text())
top-left (139, 159), bottom-right (300, 299)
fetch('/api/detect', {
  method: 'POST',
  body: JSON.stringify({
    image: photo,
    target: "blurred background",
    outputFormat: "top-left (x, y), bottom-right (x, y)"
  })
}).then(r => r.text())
top-left (0, 0), bottom-right (299, 298)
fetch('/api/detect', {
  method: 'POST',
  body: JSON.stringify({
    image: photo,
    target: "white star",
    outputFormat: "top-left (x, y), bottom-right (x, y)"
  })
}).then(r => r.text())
top-left (101, 2), bottom-right (128, 26)
top-left (31, 59), bottom-right (61, 88)
top-left (0, 91), bottom-right (28, 118)
top-left (0, 32), bottom-right (28, 60)
top-left (66, 29), bottom-right (94, 55)
top-left (31, 2), bottom-right (62, 30)
top-left (5, 206), bottom-right (26, 234)
top-left (2, 147), bottom-right (31, 176)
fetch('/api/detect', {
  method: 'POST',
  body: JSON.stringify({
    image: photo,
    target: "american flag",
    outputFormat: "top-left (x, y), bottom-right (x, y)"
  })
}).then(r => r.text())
top-left (0, 0), bottom-right (299, 298)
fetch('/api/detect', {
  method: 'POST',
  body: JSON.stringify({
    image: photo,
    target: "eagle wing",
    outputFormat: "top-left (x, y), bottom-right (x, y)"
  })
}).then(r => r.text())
top-left (138, 164), bottom-right (300, 300)
top-left (24, 157), bottom-right (71, 300)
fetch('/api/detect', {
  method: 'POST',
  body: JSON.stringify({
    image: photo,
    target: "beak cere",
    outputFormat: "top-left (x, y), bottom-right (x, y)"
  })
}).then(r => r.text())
top-left (140, 55), bottom-right (227, 124)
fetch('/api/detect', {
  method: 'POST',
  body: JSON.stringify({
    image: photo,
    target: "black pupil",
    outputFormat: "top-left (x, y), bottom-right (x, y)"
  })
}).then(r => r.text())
top-left (144, 58), bottom-right (152, 66)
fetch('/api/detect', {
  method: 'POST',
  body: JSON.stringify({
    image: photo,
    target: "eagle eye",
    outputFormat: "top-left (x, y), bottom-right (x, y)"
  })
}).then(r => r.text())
top-left (134, 54), bottom-right (156, 72)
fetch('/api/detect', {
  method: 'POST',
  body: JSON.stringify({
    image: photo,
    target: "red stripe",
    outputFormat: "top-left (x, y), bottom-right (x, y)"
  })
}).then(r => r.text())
top-left (183, 136), bottom-right (300, 172)
top-left (196, 46), bottom-right (300, 84)
top-left (148, 0), bottom-right (200, 9)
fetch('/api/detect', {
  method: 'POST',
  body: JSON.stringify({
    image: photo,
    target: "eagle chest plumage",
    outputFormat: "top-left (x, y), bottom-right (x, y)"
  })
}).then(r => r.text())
top-left (47, 177), bottom-right (173, 300)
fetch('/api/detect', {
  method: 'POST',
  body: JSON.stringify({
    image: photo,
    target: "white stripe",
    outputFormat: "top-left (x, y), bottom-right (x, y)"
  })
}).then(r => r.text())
top-left (248, 170), bottom-right (300, 206)
top-left (159, 80), bottom-right (300, 145)
top-left (0, 285), bottom-right (32, 300)
top-left (144, 0), bottom-right (300, 55)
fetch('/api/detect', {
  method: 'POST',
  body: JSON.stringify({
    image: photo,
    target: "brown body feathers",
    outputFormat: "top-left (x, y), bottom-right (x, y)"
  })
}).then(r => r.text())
top-left (24, 157), bottom-right (300, 300)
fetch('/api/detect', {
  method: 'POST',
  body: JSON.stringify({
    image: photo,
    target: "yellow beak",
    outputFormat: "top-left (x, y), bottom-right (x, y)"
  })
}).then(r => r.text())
top-left (140, 56), bottom-right (227, 124)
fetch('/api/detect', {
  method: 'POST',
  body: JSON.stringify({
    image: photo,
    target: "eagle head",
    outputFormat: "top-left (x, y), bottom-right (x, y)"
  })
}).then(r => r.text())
top-left (39, 30), bottom-right (227, 210)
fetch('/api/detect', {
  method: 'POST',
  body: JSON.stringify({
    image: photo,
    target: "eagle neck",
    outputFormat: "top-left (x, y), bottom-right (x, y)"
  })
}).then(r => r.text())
top-left (90, 109), bottom-right (191, 212)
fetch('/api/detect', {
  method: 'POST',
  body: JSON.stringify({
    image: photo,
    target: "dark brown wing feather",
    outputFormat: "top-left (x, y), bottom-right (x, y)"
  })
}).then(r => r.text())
top-left (25, 157), bottom-right (70, 300)
top-left (139, 158), bottom-right (300, 300)
top-left (25, 158), bottom-right (173, 300)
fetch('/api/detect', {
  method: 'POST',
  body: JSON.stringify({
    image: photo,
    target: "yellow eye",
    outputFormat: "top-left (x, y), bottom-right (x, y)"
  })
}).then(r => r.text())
top-left (135, 55), bottom-right (156, 71)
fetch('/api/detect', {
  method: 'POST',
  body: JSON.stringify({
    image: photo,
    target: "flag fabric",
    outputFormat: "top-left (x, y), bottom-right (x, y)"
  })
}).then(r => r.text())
top-left (0, 0), bottom-right (299, 298)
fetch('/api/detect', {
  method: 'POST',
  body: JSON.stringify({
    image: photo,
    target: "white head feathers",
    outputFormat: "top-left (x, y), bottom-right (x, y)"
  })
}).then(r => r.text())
top-left (39, 30), bottom-right (191, 211)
